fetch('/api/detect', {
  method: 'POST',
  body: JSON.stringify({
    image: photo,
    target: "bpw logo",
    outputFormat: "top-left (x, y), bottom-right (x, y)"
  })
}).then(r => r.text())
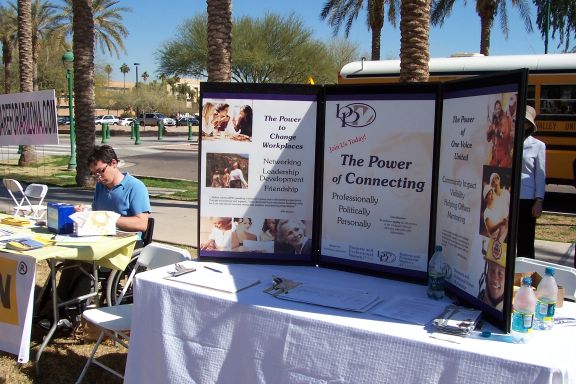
top-left (336, 103), bottom-right (376, 128)
top-left (0, 258), bottom-right (19, 325)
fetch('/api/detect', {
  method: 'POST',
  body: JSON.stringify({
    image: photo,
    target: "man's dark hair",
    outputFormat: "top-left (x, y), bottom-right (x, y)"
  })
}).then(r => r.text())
top-left (87, 145), bottom-right (118, 166)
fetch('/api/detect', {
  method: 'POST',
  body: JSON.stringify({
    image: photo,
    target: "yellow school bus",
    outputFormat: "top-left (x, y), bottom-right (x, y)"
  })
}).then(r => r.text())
top-left (339, 53), bottom-right (576, 185)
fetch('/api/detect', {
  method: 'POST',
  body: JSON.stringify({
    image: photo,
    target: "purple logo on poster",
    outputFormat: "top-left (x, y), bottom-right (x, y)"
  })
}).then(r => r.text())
top-left (336, 103), bottom-right (376, 128)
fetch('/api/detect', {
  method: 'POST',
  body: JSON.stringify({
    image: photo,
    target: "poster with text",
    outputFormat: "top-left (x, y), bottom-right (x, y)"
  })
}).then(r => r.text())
top-left (435, 71), bottom-right (527, 331)
top-left (0, 90), bottom-right (59, 145)
top-left (320, 86), bottom-right (438, 279)
top-left (199, 83), bottom-right (320, 263)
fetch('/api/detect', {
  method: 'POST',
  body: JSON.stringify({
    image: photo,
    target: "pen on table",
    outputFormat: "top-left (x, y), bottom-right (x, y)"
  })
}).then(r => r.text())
top-left (204, 266), bottom-right (223, 273)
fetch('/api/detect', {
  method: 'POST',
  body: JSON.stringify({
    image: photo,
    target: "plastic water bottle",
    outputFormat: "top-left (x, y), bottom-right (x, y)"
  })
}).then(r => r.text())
top-left (511, 276), bottom-right (537, 343)
top-left (427, 245), bottom-right (445, 300)
top-left (535, 267), bottom-right (558, 330)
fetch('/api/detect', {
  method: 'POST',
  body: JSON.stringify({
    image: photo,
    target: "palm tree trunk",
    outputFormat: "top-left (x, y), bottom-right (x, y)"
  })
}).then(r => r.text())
top-left (399, 0), bottom-right (431, 83)
top-left (17, 0), bottom-right (37, 165)
top-left (368, 0), bottom-right (384, 60)
top-left (72, 0), bottom-right (96, 187)
top-left (479, 13), bottom-right (494, 56)
top-left (2, 39), bottom-right (14, 94)
top-left (206, 0), bottom-right (232, 82)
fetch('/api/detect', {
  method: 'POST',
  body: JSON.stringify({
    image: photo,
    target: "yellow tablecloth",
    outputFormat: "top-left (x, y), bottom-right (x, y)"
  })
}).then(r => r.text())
top-left (0, 215), bottom-right (137, 270)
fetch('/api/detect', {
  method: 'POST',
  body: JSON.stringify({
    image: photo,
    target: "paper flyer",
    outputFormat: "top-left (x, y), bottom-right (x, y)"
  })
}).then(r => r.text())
top-left (199, 88), bottom-right (318, 261)
top-left (320, 91), bottom-right (436, 277)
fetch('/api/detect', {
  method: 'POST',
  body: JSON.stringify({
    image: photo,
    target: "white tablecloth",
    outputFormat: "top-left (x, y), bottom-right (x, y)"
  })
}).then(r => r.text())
top-left (125, 262), bottom-right (576, 384)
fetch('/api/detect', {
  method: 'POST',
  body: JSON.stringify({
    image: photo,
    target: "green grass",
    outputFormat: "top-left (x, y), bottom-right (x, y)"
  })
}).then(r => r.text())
top-left (0, 155), bottom-right (198, 200)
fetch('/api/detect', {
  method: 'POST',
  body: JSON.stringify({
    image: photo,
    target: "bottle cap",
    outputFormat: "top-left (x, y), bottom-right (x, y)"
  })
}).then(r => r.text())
top-left (435, 245), bottom-right (442, 252)
top-left (545, 267), bottom-right (555, 276)
top-left (522, 276), bottom-right (532, 286)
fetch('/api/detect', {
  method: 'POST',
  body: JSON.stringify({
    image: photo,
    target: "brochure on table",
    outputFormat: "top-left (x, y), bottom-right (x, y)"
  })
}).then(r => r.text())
top-left (198, 71), bottom-right (526, 332)
top-left (320, 85), bottom-right (438, 280)
top-left (198, 83), bottom-right (321, 263)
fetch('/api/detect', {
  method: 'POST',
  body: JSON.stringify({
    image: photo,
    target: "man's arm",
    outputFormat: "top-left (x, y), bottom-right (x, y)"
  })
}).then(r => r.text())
top-left (116, 212), bottom-right (149, 232)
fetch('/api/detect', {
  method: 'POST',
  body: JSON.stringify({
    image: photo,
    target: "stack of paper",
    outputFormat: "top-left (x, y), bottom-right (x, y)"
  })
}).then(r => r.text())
top-left (372, 296), bottom-right (449, 325)
top-left (266, 279), bottom-right (381, 312)
top-left (166, 269), bottom-right (260, 294)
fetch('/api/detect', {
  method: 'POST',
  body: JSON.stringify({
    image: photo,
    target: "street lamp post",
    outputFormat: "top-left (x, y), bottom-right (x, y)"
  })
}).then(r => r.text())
top-left (62, 51), bottom-right (76, 169)
top-left (134, 62), bottom-right (140, 87)
top-left (134, 62), bottom-right (140, 125)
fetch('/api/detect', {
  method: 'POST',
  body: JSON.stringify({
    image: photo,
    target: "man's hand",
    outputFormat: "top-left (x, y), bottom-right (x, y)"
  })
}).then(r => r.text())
top-left (532, 199), bottom-right (543, 218)
top-left (74, 204), bottom-right (88, 212)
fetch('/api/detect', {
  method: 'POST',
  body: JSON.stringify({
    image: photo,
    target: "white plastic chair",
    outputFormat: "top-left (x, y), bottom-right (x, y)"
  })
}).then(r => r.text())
top-left (75, 243), bottom-right (192, 383)
top-left (2, 179), bottom-right (48, 219)
top-left (515, 257), bottom-right (576, 301)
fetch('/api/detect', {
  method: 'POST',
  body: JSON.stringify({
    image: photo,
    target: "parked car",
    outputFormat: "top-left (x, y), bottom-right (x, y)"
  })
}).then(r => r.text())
top-left (95, 115), bottom-right (120, 125)
top-left (58, 116), bottom-right (71, 125)
top-left (119, 117), bottom-right (135, 126)
top-left (138, 112), bottom-right (176, 127)
top-left (176, 116), bottom-right (199, 126)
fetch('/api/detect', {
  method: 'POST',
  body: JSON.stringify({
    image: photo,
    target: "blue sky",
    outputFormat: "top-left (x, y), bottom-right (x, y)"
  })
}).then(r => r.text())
top-left (97, 0), bottom-right (564, 81)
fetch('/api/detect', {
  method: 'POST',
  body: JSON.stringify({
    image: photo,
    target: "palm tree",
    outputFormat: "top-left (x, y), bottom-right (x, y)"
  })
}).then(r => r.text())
top-left (206, 0), bottom-right (232, 82)
top-left (399, 0), bottom-right (430, 82)
top-left (52, 0), bottom-right (130, 58)
top-left (0, 5), bottom-right (17, 94)
top-left (120, 62), bottom-right (129, 89)
top-left (104, 63), bottom-right (112, 86)
top-left (10, 0), bottom-right (59, 90)
top-left (534, 0), bottom-right (576, 52)
top-left (72, 0), bottom-right (96, 187)
top-left (431, 0), bottom-right (532, 56)
top-left (17, 0), bottom-right (37, 165)
top-left (142, 71), bottom-right (149, 82)
top-left (320, 0), bottom-right (400, 61)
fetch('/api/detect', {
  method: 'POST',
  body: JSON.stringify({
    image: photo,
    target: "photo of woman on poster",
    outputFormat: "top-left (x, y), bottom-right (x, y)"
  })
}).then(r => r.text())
top-left (274, 219), bottom-right (312, 255)
top-left (479, 168), bottom-right (510, 244)
top-left (229, 161), bottom-right (248, 188)
top-left (202, 102), bottom-right (216, 136)
top-left (200, 217), bottom-right (240, 251)
top-left (486, 99), bottom-right (513, 167)
top-left (205, 153), bottom-right (249, 189)
top-left (232, 105), bottom-right (253, 138)
top-left (202, 100), bottom-right (254, 142)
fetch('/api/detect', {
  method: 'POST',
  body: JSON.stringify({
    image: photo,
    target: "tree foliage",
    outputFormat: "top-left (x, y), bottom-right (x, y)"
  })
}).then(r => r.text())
top-left (534, 0), bottom-right (576, 52)
top-left (320, 0), bottom-right (400, 60)
top-left (157, 13), bottom-right (356, 84)
top-left (52, 0), bottom-right (130, 58)
top-left (431, 0), bottom-right (532, 55)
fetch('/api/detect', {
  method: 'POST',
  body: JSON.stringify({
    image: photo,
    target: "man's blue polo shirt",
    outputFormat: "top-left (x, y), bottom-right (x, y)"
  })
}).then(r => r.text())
top-left (92, 173), bottom-right (151, 215)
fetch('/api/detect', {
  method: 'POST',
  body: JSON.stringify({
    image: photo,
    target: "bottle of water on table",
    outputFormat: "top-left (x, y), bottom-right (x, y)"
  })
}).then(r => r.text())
top-left (511, 276), bottom-right (537, 343)
top-left (427, 245), bottom-right (445, 300)
top-left (535, 267), bottom-right (558, 330)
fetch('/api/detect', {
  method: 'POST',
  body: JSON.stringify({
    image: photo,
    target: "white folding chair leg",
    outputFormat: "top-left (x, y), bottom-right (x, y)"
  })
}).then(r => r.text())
top-left (75, 329), bottom-right (130, 383)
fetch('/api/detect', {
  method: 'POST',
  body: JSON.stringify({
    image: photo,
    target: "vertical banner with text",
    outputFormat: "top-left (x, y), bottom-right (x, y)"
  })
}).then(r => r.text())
top-left (435, 71), bottom-right (527, 331)
top-left (0, 252), bottom-right (36, 363)
top-left (320, 86), bottom-right (437, 279)
top-left (199, 84), bottom-right (320, 263)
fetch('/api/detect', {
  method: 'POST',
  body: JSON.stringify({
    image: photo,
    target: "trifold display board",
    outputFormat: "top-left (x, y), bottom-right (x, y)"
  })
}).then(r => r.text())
top-left (198, 70), bottom-right (527, 332)
top-left (198, 83), bottom-right (322, 264)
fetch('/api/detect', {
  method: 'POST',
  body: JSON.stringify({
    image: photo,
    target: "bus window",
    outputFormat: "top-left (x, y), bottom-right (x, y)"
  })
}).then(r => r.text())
top-left (527, 85), bottom-right (536, 108)
top-left (540, 84), bottom-right (576, 115)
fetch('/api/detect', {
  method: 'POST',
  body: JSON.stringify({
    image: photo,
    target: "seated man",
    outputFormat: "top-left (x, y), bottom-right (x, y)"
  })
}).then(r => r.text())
top-left (45, 145), bottom-right (151, 328)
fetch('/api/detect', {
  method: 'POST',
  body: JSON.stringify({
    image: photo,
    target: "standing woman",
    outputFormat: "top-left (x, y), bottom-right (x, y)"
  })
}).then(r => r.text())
top-left (518, 105), bottom-right (546, 258)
